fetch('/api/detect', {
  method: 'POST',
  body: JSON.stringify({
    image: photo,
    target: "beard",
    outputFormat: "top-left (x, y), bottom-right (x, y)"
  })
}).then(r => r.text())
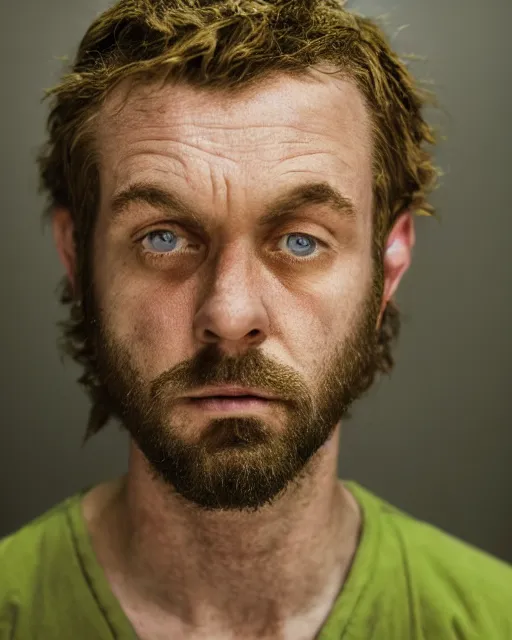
top-left (88, 270), bottom-right (382, 513)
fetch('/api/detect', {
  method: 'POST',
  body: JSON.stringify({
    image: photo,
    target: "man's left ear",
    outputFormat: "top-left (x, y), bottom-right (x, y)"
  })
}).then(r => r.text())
top-left (376, 211), bottom-right (416, 327)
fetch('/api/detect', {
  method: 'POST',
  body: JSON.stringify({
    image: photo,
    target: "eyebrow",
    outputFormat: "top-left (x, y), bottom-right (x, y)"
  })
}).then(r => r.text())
top-left (109, 179), bottom-right (356, 232)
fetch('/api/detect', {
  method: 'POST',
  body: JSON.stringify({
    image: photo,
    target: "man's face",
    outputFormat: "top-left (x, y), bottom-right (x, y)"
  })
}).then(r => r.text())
top-left (89, 70), bottom-right (381, 511)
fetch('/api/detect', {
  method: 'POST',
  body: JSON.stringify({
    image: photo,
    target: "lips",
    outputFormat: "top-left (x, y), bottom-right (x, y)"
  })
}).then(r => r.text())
top-left (186, 395), bottom-right (273, 412)
top-left (196, 395), bottom-right (257, 399)
top-left (186, 386), bottom-right (278, 400)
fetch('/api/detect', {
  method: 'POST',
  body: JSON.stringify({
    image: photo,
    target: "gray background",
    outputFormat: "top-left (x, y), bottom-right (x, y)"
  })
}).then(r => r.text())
top-left (1, 0), bottom-right (510, 563)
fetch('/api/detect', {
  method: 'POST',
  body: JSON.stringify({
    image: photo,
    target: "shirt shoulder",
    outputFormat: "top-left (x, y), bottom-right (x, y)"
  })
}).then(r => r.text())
top-left (0, 493), bottom-right (111, 640)
top-left (368, 486), bottom-right (512, 637)
top-left (0, 496), bottom-right (74, 595)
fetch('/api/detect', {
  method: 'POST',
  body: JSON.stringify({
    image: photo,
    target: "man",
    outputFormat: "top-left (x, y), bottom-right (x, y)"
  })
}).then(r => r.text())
top-left (1, 0), bottom-right (510, 638)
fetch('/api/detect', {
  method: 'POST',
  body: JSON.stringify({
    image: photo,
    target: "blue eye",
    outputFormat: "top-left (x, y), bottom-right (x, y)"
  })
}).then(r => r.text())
top-left (139, 230), bottom-right (323, 260)
top-left (282, 233), bottom-right (318, 257)
top-left (143, 230), bottom-right (181, 253)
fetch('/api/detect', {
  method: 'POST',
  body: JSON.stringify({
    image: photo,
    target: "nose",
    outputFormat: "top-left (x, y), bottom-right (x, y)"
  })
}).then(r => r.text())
top-left (192, 248), bottom-right (270, 355)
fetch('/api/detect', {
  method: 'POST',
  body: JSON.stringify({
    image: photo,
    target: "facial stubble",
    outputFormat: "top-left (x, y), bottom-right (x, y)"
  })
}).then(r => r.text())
top-left (89, 271), bottom-right (382, 513)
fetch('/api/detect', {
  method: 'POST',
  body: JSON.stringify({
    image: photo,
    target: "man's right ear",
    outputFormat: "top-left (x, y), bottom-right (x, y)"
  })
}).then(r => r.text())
top-left (52, 207), bottom-right (77, 295)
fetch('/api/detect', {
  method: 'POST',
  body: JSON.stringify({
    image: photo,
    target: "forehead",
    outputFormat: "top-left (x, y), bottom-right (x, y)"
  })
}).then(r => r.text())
top-left (95, 69), bottom-right (374, 221)
top-left (98, 68), bottom-right (372, 148)
top-left (100, 67), bottom-right (370, 126)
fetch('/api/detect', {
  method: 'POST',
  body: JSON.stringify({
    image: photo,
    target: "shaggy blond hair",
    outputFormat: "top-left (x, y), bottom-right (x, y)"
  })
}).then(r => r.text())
top-left (37, 0), bottom-right (438, 439)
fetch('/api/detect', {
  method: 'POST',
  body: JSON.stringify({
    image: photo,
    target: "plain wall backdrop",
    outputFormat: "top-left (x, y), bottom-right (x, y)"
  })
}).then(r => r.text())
top-left (1, 0), bottom-right (511, 563)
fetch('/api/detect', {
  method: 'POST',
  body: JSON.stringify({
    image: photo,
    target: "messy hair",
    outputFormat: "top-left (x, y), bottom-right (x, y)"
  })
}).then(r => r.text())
top-left (37, 0), bottom-right (438, 440)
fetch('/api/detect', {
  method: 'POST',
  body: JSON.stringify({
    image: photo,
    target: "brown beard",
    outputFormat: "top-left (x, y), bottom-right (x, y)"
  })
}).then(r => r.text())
top-left (89, 269), bottom-right (382, 512)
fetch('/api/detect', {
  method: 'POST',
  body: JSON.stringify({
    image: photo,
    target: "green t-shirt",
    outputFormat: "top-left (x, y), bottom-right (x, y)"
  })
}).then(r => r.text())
top-left (1, 480), bottom-right (511, 639)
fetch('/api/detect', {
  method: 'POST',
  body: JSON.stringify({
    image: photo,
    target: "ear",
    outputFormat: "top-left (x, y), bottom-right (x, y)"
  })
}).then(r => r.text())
top-left (376, 211), bottom-right (415, 328)
top-left (52, 207), bottom-right (77, 295)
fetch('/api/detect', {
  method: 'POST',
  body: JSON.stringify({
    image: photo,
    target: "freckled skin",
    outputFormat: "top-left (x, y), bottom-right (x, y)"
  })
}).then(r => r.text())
top-left (90, 71), bottom-right (379, 511)
top-left (54, 68), bottom-right (413, 639)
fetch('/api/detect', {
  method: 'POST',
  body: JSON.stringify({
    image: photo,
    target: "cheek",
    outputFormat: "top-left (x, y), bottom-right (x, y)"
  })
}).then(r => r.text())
top-left (104, 281), bottom-right (190, 376)
top-left (313, 258), bottom-right (373, 335)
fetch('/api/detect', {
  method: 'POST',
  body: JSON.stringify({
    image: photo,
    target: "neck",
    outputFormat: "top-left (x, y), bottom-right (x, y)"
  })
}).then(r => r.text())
top-left (83, 427), bottom-right (362, 639)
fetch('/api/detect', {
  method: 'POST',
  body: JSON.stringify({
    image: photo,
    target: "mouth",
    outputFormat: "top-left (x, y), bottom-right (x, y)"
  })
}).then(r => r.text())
top-left (196, 395), bottom-right (258, 400)
top-left (185, 395), bottom-right (275, 412)
top-left (185, 386), bottom-right (279, 401)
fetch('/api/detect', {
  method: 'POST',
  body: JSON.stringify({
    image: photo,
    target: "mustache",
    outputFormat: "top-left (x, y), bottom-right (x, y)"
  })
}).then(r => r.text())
top-left (150, 342), bottom-right (309, 403)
